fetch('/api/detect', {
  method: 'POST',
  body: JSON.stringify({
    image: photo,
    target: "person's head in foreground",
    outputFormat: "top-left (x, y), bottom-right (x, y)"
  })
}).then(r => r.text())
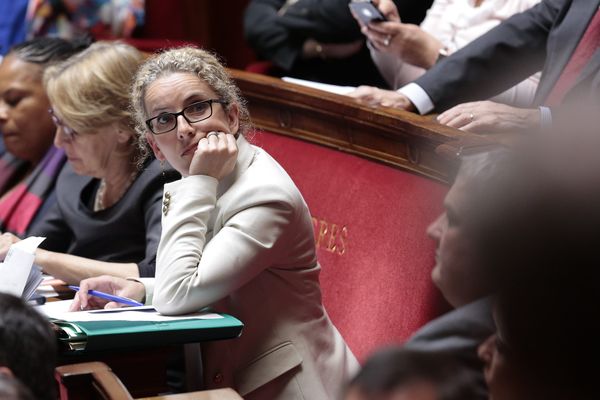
top-left (470, 126), bottom-right (600, 400)
top-left (131, 46), bottom-right (251, 178)
top-left (0, 293), bottom-right (57, 400)
top-left (426, 150), bottom-right (510, 308)
top-left (44, 41), bottom-right (144, 180)
top-left (344, 347), bottom-right (480, 400)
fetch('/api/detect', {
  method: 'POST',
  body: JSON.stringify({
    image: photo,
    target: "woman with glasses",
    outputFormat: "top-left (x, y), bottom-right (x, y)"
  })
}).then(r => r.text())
top-left (72, 47), bottom-right (359, 400)
top-left (0, 41), bottom-right (174, 284)
top-left (0, 37), bottom-right (87, 236)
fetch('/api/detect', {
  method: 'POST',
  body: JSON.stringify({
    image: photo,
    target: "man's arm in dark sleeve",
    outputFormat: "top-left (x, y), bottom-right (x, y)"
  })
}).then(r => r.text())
top-left (414, 0), bottom-right (565, 112)
top-left (244, 0), bottom-right (303, 71)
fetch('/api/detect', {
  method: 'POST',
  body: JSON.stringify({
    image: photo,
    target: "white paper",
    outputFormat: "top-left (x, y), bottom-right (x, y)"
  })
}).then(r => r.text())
top-left (37, 300), bottom-right (224, 322)
top-left (282, 76), bottom-right (357, 95)
top-left (0, 237), bottom-right (45, 298)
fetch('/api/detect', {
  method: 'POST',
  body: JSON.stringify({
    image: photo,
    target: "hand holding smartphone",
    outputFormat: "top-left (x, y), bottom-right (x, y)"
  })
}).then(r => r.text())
top-left (349, 0), bottom-right (387, 25)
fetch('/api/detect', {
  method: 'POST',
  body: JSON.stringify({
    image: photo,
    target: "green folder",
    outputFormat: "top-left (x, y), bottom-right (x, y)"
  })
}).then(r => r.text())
top-left (52, 313), bottom-right (243, 354)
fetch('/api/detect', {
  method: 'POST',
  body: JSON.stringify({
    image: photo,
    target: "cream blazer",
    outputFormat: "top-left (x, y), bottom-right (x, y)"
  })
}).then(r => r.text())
top-left (143, 135), bottom-right (358, 399)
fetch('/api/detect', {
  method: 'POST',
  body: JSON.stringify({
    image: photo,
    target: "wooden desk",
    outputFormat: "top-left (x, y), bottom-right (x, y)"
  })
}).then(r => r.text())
top-left (49, 305), bottom-right (242, 397)
top-left (58, 346), bottom-right (180, 398)
top-left (56, 361), bottom-right (243, 399)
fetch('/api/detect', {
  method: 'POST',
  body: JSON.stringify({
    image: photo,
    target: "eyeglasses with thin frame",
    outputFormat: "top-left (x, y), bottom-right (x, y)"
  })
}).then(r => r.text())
top-left (48, 108), bottom-right (78, 141)
top-left (145, 99), bottom-right (228, 135)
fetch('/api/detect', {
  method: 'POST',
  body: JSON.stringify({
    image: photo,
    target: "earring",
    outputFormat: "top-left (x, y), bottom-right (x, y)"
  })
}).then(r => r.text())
top-left (160, 160), bottom-right (166, 178)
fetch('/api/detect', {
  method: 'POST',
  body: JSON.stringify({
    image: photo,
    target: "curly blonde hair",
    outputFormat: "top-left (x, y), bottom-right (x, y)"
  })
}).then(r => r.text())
top-left (131, 47), bottom-right (251, 153)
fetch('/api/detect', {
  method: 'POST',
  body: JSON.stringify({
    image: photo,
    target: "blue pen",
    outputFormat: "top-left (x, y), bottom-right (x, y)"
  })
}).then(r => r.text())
top-left (68, 285), bottom-right (144, 307)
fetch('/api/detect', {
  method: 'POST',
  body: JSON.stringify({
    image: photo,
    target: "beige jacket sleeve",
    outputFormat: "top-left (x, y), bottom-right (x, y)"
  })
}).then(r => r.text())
top-left (152, 174), bottom-right (298, 315)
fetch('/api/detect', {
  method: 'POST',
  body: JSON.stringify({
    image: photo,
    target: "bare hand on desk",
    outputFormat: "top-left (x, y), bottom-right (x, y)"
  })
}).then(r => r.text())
top-left (0, 232), bottom-right (21, 261)
top-left (70, 275), bottom-right (145, 311)
top-left (437, 101), bottom-right (541, 134)
top-left (348, 86), bottom-right (416, 111)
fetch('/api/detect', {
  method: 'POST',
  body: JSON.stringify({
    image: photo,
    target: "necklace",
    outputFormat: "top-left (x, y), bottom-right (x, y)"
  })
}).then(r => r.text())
top-left (94, 170), bottom-right (138, 212)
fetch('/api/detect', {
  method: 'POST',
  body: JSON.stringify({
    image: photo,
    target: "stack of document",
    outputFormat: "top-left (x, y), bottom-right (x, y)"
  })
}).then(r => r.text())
top-left (282, 76), bottom-right (357, 95)
top-left (0, 237), bottom-right (45, 300)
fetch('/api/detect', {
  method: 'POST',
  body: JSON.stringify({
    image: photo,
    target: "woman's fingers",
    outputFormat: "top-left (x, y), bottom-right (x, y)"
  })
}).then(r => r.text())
top-left (190, 132), bottom-right (239, 179)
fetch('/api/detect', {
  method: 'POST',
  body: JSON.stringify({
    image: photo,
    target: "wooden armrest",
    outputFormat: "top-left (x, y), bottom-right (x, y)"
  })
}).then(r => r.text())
top-left (56, 362), bottom-right (242, 399)
top-left (139, 388), bottom-right (243, 400)
top-left (56, 361), bottom-right (133, 400)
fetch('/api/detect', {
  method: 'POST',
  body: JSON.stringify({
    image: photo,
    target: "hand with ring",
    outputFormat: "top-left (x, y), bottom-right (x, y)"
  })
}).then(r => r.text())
top-left (437, 100), bottom-right (542, 134)
top-left (189, 131), bottom-right (239, 179)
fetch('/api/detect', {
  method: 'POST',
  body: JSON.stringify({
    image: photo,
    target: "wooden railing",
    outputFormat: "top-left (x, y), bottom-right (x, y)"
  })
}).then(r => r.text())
top-left (229, 69), bottom-right (492, 182)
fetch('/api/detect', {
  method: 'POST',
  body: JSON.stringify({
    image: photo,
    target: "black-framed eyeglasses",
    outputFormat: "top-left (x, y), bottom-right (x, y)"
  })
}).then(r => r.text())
top-left (48, 108), bottom-right (78, 141)
top-left (145, 99), bottom-right (228, 135)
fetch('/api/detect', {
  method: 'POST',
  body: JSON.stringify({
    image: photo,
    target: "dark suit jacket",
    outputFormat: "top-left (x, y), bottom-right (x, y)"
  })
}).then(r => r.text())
top-left (404, 298), bottom-right (495, 400)
top-left (243, 0), bottom-right (433, 86)
top-left (415, 0), bottom-right (600, 111)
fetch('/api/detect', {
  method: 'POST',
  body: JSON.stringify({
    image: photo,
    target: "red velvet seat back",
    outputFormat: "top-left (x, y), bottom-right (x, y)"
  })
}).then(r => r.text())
top-left (251, 131), bottom-right (449, 361)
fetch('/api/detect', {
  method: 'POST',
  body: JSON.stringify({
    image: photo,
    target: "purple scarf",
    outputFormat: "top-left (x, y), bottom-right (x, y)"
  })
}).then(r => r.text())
top-left (0, 146), bottom-right (66, 235)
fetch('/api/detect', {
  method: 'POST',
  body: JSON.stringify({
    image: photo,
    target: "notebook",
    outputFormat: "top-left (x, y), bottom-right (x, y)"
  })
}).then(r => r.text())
top-left (0, 236), bottom-right (45, 300)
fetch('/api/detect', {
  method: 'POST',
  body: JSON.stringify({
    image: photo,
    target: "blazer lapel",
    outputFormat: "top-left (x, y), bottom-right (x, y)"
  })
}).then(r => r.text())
top-left (537, 0), bottom-right (600, 102)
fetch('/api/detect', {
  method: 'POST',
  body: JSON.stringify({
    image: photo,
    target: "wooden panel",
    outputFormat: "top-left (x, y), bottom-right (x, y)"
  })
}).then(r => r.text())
top-left (230, 69), bottom-right (473, 182)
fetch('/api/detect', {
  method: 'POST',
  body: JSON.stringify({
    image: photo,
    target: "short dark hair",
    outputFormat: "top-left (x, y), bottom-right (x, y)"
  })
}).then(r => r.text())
top-left (345, 347), bottom-right (480, 400)
top-left (0, 293), bottom-right (57, 400)
top-left (9, 36), bottom-right (91, 67)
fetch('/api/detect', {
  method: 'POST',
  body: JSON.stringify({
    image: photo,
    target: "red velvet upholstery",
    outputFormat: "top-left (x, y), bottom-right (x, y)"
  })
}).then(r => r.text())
top-left (120, 0), bottom-right (199, 52)
top-left (251, 131), bottom-right (449, 361)
top-left (138, 0), bottom-right (187, 41)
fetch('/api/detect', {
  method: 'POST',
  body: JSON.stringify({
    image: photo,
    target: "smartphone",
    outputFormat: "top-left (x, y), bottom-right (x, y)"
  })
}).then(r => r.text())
top-left (349, 1), bottom-right (387, 25)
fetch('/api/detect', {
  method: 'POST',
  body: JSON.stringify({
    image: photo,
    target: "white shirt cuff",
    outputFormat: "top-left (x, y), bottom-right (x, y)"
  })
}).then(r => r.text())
top-left (539, 106), bottom-right (552, 128)
top-left (398, 83), bottom-right (435, 115)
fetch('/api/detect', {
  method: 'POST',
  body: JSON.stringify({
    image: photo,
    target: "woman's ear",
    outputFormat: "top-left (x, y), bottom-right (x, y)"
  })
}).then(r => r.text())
top-left (116, 124), bottom-right (134, 144)
top-left (226, 102), bottom-right (240, 135)
top-left (145, 132), bottom-right (166, 161)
